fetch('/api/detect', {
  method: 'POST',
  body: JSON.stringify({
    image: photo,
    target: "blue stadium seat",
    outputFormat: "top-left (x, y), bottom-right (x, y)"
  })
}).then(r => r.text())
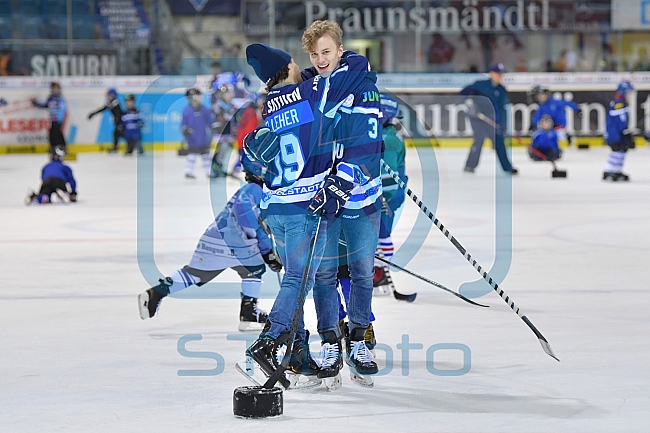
top-left (47, 15), bottom-right (68, 39)
top-left (43, 0), bottom-right (66, 15)
top-left (71, 0), bottom-right (91, 15)
top-left (0, 0), bottom-right (13, 15)
top-left (0, 15), bottom-right (12, 39)
top-left (72, 16), bottom-right (96, 39)
top-left (17, 0), bottom-right (42, 15)
top-left (15, 15), bottom-right (44, 39)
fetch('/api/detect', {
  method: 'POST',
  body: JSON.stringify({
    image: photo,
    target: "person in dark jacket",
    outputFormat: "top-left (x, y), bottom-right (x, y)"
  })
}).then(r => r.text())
top-left (87, 88), bottom-right (124, 153)
top-left (26, 146), bottom-right (77, 204)
top-left (31, 82), bottom-right (67, 152)
top-left (461, 63), bottom-right (517, 174)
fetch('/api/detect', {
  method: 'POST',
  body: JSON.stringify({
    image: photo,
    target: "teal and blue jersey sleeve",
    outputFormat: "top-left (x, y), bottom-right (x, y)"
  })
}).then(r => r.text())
top-left (232, 182), bottom-right (271, 255)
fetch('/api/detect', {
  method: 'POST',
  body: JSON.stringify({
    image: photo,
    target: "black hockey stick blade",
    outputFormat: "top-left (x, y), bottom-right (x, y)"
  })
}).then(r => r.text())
top-left (522, 316), bottom-right (560, 362)
top-left (393, 290), bottom-right (417, 302)
top-left (375, 255), bottom-right (489, 308)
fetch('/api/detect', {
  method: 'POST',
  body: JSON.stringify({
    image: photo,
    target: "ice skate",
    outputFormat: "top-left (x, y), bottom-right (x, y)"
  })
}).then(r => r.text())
top-left (244, 335), bottom-right (291, 389)
top-left (54, 189), bottom-right (70, 203)
top-left (317, 330), bottom-right (343, 391)
top-left (25, 190), bottom-right (38, 206)
top-left (138, 278), bottom-right (170, 319)
top-left (238, 298), bottom-right (268, 332)
top-left (185, 172), bottom-right (196, 179)
top-left (373, 266), bottom-right (392, 296)
top-left (285, 331), bottom-right (322, 389)
top-left (347, 327), bottom-right (378, 388)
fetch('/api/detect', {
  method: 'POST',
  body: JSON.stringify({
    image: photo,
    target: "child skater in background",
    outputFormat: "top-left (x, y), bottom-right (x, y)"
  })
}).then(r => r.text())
top-left (603, 81), bottom-right (635, 182)
top-left (26, 146), bottom-right (77, 205)
top-left (529, 114), bottom-right (562, 162)
top-left (87, 88), bottom-right (124, 154)
top-left (122, 94), bottom-right (144, 155)
top-left (181, 88), bottom-right (216, 179)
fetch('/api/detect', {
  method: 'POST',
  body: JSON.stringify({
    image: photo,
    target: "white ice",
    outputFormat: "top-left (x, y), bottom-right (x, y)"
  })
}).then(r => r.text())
top-left (1, 146), bottom-right (649, 432)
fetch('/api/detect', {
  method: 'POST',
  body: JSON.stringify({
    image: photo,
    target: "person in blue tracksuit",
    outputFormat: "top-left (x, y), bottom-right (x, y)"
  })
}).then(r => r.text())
top-left (31, 82), bottom-right (67, 152)
top-left (26, 146), bottom-right (77, 204)
top-left (603, 81), bottom-right (635, 181)
top-left (299, 20), bottom-right (383, 379)
top-left (137, 153), bottom-right (282, 331)
top-left (181, 88), bottom-right (217, 178)
top-left (461, 63), bottom-right (517, 174)
top-left (121, 94), bottom-right (144, 155)
top-left (529, 115), bottom-right (561, 161)
top-left (529, 85), bottom-right (579, 143)
top-left (242, 42), bottom-right (372, 384)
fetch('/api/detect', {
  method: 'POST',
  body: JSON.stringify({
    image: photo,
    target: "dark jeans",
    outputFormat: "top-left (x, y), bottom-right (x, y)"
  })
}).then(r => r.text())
top-left (465, 118), bottom-right (513, 172)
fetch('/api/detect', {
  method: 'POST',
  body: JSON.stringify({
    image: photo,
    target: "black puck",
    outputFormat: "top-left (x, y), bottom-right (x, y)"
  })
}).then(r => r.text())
top-left (577, 143), bottom-right (589, 149)
top-left (233, 386), bottom-right (283, 418)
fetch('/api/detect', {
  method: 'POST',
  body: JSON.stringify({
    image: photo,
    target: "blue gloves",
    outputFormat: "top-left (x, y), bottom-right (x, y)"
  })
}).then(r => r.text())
top-left (307, 175), bottom-right (354, 217)
top-left (243, 126), bottom-right (280, 165)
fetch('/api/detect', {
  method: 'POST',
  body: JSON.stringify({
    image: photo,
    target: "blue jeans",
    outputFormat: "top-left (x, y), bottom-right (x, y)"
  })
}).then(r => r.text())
top-left (264, 213), bottom-right (327, 341)
top-left (314, 210), bottom-right (380, 334)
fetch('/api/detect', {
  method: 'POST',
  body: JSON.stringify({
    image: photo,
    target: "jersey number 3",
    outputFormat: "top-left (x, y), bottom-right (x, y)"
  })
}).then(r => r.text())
top-left (368, 118), bottom-right (378, 139)
top-left (271, 133), bottom-right (306, 187)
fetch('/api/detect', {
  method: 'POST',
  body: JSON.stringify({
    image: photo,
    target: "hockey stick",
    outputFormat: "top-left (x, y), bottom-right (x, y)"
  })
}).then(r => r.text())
top-left (263, 216), bottom-right (323, 388)
top-left (380, 159), bottom-right (559, 361)
top-left (374, 255), bottom-right (489, 308)
top-left (257, 216), bottom-right (283, 287)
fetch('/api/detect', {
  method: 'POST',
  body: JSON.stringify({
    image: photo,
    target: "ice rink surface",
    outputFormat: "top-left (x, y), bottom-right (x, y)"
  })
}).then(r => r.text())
top-left (2, 146), bottom-right (649, 432)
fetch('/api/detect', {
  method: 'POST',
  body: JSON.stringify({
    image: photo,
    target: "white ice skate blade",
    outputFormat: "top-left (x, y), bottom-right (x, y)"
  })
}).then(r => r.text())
top-left (235, 359), bottom-right (271, 387)
top-left (373, 285), bottom-right (392, 296)
top-left (286, 372), bottom-right (322, 390)
top-left (238, 321), bottom-right (265, 332)
top-left (349, 371), bottom-right (374, 388)
top-left (322, 373), bottom-right (342, 391)
top-left (137, 292), bottom-right (149, 320)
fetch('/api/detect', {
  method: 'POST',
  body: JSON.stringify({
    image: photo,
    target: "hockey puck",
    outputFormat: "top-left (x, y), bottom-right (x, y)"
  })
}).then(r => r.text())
top-left (233, 386), bottom-right (283, 418)
top-left (577, 143), bottom-right (589, 149)
top-left (552, 169), bottom-right (567, 178)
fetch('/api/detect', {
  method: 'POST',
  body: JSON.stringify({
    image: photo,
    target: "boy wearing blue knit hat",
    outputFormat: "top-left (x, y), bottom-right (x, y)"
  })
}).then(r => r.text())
top-left (242, 42), bottom-right (373, 389)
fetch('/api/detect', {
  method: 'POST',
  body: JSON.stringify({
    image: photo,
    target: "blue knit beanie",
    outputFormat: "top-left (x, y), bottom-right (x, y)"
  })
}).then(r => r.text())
top-left (246, 43), bottom-right (292, 85)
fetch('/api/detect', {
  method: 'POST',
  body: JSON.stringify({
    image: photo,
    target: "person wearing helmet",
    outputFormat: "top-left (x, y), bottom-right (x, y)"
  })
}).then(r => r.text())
top-left (529, 114), bottom-right (561, 161)
top-left (603, 80), bottom-right (635, 181)
top-left (529, 85), bottom-right (578, 145)
top-left (137, 153), bottom-right (282, 333)
top-left (31, 82), bottom-right (67, 152)
top-left (87, 88), bottom-right (124, 153)
top-left (181, 88), bottom-right (217, 178)
top-left (26, 146), bottom-right (77, 205)
top-left (121, 94), bottom-right (144, 155)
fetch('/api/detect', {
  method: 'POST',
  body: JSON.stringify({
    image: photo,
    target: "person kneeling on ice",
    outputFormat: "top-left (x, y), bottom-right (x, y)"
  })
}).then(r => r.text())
top-left (26, 146), bottom-right (77, 204)
top-left (529, 115), bottom-right (562, 162)
top-left (138, 153), bottom-right (282, 331)
top-left (181, 88), bottom-right (217, 179)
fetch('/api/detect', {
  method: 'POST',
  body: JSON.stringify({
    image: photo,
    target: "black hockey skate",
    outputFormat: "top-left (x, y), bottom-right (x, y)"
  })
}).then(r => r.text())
top-left (317, 330), bottom-right (343, 391)
top-left (138, 278), bottom-right (170, 319)
top-left (603, 171), bottom-right (630, 182)
top-left (238, 298), bottom-right (268, 332)
top-left (243, 335), bottom-right (291, 389)
top-left (347, 327), bottom-right (378, 387)
top-left (285, 331), bottom-right (322, 390)
top-left (25, 190), bottom-right (38, 206)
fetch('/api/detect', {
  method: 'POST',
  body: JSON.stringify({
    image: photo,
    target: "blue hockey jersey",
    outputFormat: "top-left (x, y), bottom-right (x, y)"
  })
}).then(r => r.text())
top-left (33, 95), bottom-right (66, 123)
top-left (605, 98), bottom-right (629, 145)
top-left (182, 104), bottom-right (215, 148)
top-left (532, 97), bottom-right (578, 129)
top-left (42, 160), bottom-right (76, 193)
top-left (335, 75), bottom-right (383, 213)
top-left (259, 54), bottom-right (371, 215)
top-left (121, 108), bottom-right (144, 141)
top-left (531, 129), bottom-right (560, 151)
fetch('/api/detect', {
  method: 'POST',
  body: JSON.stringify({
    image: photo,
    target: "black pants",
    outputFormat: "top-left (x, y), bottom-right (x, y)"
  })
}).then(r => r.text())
top-left (126, 139), bottom-right (143, 154)
top-left (49, 122), bottom-right (66, 150)
top-left (465, 118), bottom-right (513, 172)
top-left (112, 128), bottom-right (124, 150)
top-left (39, 177), bottom-right (67, 197)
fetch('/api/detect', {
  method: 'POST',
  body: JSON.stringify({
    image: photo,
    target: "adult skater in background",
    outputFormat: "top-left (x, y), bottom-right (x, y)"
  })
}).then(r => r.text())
top-left (181, 88), bottom-right (216, 179)
top-left (243, 42), bottom-right (372, 386)
top-left (138, 154), bottom-right (281, 331)
top-left (461, 63), bottom-right (517, 174)
top-left (301, 20), bottom-right (383, 383)
top-left (529, 85), bottom-right (578, 145)
top-left (26, 146), bottom-right (77, 205)
top-left (87, 88), bottom-right (124, 153)
top-left (603, 81), bottom-right (635, 181)
top-left (122, 94), bottom-right (144, 155)
top-left (31, 82), bottom-right (67, 152)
